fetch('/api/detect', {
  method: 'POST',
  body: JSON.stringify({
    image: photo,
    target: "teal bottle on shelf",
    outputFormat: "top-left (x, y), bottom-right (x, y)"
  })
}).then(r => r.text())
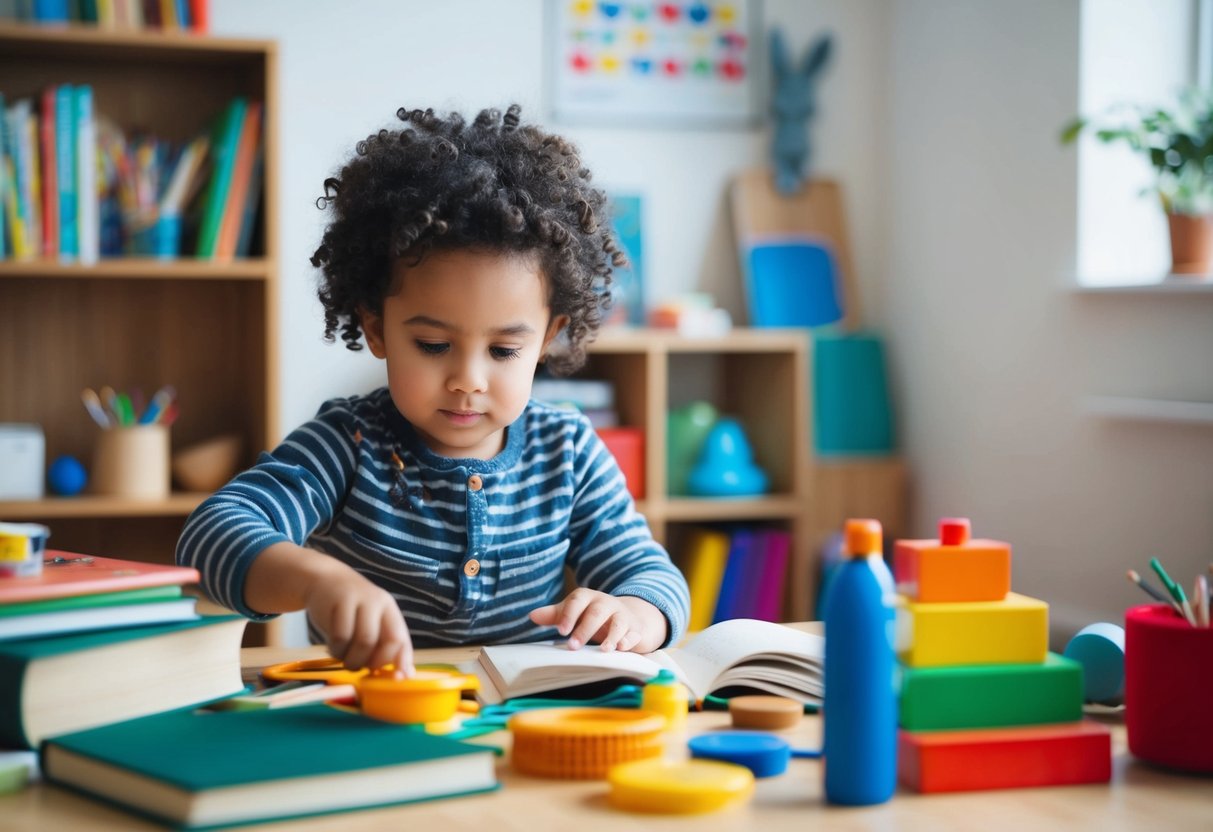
top-left (822, 518), bottom-right (898, 805)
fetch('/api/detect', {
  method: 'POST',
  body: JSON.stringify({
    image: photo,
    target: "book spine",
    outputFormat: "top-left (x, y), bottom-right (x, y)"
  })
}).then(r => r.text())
top-left (754, 530), bottom-right (791, 622)
top-left (0, 92), bottom-right (8, 259)
top-left (8, 99), bottom-right (35, 259)
top-left (186, 0), bottom-right (204, 31)
top-left (215, 100), bottom-right (261, 261)
top-left (234, 144), bottom-right (263, 258)
top-left (55, 84), bottom-right (76, 262)
top-left (38, 87), bottom-right (56, 258)
top-left (194, 97), bottom-right (245, 258)
top-left (0, 649), bottom-right (32, 748)
top-left (74, 85), bottom-right (97, 265)
top-left (712, 528), bottom-right (754, 623)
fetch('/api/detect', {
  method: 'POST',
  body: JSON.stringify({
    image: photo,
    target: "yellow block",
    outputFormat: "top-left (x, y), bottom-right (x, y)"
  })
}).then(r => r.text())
top-left (899, 592), bottom-right (1048, 668)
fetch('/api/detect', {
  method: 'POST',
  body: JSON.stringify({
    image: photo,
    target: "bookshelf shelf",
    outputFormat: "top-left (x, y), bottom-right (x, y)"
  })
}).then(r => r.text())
top-left (583, 327), bottom-right (815, 620)
top-left (0, 259), bottom-right (273, 280)
top-left (0, 24), bottom-right (280, 645)
top-left (0, 493), bottom-right (207, 519)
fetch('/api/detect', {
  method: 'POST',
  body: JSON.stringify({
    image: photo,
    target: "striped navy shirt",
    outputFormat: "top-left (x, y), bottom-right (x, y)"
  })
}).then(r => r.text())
top-left (176, 388), bottom-right (690, 648)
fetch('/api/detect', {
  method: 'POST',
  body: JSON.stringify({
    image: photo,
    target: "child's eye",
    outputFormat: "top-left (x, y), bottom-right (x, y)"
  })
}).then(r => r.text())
top-left (415, 341), bottom-right (449, 356)
top-left (490, 346), bottom-right (521, 361)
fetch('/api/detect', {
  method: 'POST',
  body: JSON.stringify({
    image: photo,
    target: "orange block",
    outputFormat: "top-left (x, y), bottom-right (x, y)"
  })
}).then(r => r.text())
top-left (898, 721), bottom-right (1112, 793)
top-left (894, 517), bottom-right (1010, 602)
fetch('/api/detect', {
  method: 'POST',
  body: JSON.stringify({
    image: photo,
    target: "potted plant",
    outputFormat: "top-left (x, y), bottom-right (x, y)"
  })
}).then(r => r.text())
top-left (1061, 86), bottom-right (1213, 275)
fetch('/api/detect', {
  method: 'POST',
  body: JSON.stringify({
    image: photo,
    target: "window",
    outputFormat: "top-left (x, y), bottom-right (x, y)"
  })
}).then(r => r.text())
top-left (1075, 0), bottom-right (1208, 286)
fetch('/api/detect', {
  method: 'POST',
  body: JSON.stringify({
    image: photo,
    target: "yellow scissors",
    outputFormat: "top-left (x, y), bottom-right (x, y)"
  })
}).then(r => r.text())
top-left (262, 658), bottom-right (480, 724)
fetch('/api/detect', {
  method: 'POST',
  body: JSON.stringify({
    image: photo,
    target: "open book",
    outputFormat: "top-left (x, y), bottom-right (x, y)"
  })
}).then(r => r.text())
top-left (472, 619), bottom-right (823, 705)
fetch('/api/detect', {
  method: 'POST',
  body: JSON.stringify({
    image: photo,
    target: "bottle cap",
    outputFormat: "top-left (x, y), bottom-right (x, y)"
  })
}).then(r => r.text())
top-left (648, 669), bottom-right (678, 686)
top-left (688, 731), bottom-right (791, 778)
top-left (843, 518), bottom-right (882, 559)
top-left (939, 517), bottom-right (971, 546)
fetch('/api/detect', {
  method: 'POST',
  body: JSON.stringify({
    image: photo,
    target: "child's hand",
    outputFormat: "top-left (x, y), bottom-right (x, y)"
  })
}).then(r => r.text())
top-left (302, 566), bottom-right (414, 674)
top-left (529, 589), bottom-right (668, 654)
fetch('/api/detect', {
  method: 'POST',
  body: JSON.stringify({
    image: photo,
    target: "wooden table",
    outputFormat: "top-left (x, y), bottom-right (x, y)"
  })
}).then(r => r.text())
top-left (3, 644), bottom-right (1209, 831)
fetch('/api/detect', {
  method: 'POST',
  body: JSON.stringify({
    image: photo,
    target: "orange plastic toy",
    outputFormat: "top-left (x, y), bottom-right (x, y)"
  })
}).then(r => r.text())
top-left (894, 517), bottom-right (1011, 602)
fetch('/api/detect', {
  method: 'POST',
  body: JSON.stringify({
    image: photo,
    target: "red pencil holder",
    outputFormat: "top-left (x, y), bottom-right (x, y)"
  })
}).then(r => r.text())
top-left (1124, 603), bottom-right (1213, 773)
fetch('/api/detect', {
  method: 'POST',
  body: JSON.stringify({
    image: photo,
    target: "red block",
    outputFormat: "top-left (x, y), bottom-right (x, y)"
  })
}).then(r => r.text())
top-left (597, 427), bottom-right (645, 500)
top-left (898, 721), bottom-right (1112, 793)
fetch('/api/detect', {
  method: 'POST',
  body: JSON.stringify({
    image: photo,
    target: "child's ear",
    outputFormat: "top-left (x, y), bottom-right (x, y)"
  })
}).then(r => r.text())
top-left (359, 306), bottom-right (388, 359)
top-left (541, 314), bottom-right (570, 358)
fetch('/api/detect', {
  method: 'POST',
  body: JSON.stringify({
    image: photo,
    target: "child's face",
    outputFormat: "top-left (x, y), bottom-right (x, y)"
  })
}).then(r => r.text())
top-left (360, 249), bottom-right (566, 460)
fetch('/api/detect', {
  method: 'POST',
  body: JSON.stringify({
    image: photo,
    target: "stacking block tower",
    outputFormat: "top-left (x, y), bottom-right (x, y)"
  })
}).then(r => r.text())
top-left (893, 518), bottom-right (1112, 793)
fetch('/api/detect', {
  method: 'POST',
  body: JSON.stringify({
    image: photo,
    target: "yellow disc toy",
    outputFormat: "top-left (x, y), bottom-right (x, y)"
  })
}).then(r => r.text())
top-left (508, 707), bottom-right (667, 779)
top-left (607, 758), bottom-right (755, 814)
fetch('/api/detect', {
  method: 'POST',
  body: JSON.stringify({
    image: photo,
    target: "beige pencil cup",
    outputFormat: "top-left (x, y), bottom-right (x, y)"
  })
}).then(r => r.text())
top-left (91, 425), bottom-right (171, 500)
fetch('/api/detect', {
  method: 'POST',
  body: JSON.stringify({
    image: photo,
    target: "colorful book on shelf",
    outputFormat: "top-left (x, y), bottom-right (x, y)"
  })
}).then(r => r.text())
top-left (0, 551), bottom-right (199, 604)
top-left (0, 594), bottom-right (198, 642)
top-left (54, 83), bottom-right (76, 262)
top-left (0, 91), bottom-right (8, 258)
top-left (40, 704), bottom-right (499, 829)
top-left (234, 143), bottom-right (263, 257)
top-left (475, 618), bottom-right (824, 705)
top-left (215, 99), bottom-right (261, 260)
top-left (681, 526), bottom-right (730, 632)
top-left (74, 84), bottom-right (97, 265)
top-left (0, 615), bottom-right (246, 749)
top-left (34, 87), bottom-right (56, 258)
top-left (752, 528), bottom-right (790, 622)
top-left (6, 97), bottom-right (35, 258)
top-left (194, 96), bottom-right (247, 258)
top-left (712, 527), bottom-right (757, 622)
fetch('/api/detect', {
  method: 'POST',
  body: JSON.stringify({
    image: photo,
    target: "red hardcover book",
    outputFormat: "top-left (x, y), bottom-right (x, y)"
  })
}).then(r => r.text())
top-left (0, 552), bottom-right (199, 604)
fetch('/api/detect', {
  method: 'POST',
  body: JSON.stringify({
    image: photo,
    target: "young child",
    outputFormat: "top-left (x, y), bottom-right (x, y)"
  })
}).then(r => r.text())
top-left (177, 105), bottom-right (690, 675)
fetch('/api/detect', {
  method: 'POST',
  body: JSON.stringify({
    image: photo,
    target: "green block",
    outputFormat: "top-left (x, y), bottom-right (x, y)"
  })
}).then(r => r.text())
top-left (899, 652), bottom-right (1083, 731)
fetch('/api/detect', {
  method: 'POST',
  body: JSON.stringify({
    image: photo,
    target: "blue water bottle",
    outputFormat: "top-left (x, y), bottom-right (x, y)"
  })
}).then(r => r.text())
top-left (822, 518), bottom-right (897, 805)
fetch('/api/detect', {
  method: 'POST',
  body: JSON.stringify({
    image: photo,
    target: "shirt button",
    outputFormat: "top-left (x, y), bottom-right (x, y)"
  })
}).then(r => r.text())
top-left (468, 474), bottom-right (483, 491)
top-left (463, 559), bottom-right (481, 577)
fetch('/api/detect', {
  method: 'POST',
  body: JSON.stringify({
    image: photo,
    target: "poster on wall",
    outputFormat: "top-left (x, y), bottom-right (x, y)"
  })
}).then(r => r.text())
top-left (547, 0), bottom-right (762, 127)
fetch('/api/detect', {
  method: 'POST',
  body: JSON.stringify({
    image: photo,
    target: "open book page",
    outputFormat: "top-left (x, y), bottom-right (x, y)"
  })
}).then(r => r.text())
top-left (472, 641), bottom-right (665, 704)
top-left (471, 620), bottom-right (823, 704)
top-left (661, 619), bottom-right (825, 703)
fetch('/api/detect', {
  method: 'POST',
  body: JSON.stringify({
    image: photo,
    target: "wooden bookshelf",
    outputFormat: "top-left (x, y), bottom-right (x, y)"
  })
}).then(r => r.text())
top-left (584, 327), bottom-right (816, 620)
top-left (0, 24), bottom-right (280, 644)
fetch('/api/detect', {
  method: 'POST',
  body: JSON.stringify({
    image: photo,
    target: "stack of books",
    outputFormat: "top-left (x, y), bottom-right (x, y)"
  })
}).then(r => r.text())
top-left (0, 551), bottom-right (246, 750)
top-left (680, 525), bottom-right (791, 630)
top-left (1, 89), bottom-right (262, 262)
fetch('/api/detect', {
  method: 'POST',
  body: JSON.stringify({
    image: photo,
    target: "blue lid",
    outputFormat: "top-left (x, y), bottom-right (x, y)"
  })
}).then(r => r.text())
top-left (688, 731), bottom-right (790, 778)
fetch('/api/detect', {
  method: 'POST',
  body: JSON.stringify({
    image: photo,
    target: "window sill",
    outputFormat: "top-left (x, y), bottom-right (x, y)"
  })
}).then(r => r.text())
top-left (1084, 396), bottom-right (1213, 426)
top-left (1073, 274), bottom-right (1213, 294)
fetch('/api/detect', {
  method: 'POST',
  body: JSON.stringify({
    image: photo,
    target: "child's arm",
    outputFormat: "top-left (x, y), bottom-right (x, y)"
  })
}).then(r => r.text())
top-left (245, 541), bottom-right (413, 673)
top-left (539, 418), bottom-right (691, 652)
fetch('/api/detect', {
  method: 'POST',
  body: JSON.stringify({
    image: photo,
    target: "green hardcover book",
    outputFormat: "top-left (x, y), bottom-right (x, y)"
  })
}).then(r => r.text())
top-left (41, 705), bottom-right (500, 829)
top-left (194, 97), bottom-right (246, 258)
top-left (0, 584), bottom-right (182, 618)
top-left (899, 652), bottom-right (1084, 731)
top-left (0, 616), bottom-right (245, 749)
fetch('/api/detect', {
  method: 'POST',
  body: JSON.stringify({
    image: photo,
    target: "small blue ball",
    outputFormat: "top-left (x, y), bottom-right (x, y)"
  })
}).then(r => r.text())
top-left (49, 455), bottom-right (88, 496)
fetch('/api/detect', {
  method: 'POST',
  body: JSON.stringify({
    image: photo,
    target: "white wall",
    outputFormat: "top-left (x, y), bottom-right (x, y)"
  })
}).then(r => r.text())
top-left (884, 0), bottom-right (1213, 636)
top-left (210, 0), bottom-right (1213, 640)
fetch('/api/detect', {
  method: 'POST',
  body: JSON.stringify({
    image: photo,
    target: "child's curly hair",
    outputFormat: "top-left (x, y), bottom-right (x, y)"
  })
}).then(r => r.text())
top-left (310, 104), bottom-right (624, 375)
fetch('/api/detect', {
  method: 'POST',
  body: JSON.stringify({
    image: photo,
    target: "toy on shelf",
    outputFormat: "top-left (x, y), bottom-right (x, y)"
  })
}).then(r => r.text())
top-left (769, 29), bottom-right (833, 195)
top-left (647, 293), bottom-right (731, 338)
top-left (686, 418), bottom-right (769, 498)
top-left (894, 516), bottom-right (1112, 793)
top-left (667, 401), bottom-right (718, 496)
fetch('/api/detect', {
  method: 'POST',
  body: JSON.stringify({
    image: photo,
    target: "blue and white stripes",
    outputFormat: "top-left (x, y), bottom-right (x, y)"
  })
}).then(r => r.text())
top-left (177, 389), bottom-right (690, 648)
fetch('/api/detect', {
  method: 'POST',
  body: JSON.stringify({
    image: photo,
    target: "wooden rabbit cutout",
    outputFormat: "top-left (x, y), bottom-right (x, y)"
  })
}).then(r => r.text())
top-left (770, 29), bottom-right (833, 195)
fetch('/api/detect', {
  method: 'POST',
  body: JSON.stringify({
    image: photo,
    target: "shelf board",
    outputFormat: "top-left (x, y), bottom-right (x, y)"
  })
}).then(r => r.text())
top-left (0, 21), bottom-right (274, 62)
top-left (1073, 275), bottom-right (1213, 294)
top-left (592, 326), bottom-right (809, 354)
top-left (0, 492), bottom-right (208, 519)
top-left (0, 259), bottom-right (272, 281)
top-left (1084, 396), bottom-right (1213, 426)
top-left (658, 495), bottom-right (804, 522)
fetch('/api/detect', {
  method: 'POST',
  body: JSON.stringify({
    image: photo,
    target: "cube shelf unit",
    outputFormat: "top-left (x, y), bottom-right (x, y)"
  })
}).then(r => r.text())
top-left (0, 25), bottom-right (280, 644)
top-left (583, 327), bottom-right (816, 621)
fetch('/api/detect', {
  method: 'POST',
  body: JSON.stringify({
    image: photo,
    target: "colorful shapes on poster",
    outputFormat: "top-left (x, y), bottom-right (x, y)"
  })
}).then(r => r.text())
top-left (718, 58), bottom-right (745, 80)
top-left (600, 53), bottom-right (622, 73)
top-left (570, 51), bottom-right (593, 73)
top-left (658, 3), bottom-right (681, 23)
top-left (716, 4), bottom-right (737, 24)
top-left (631, 28), bottom-right (651, 46)
top-left (571, 0), bottom-right (594, 17)
top-left (662, 58), bottom-right (682, 76)
top-left (630, 3), bottom-right (649, 21)
top-left (688, 3), bottom-right (711, 24)
top-left (692, 58), bottom-right (713, 77)
top-left (599, 1), bottom-right (623, 18)
top-left (631, 56), bottom-right (654, 74)
top-left (719, 30), bottom-right (746, 50)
